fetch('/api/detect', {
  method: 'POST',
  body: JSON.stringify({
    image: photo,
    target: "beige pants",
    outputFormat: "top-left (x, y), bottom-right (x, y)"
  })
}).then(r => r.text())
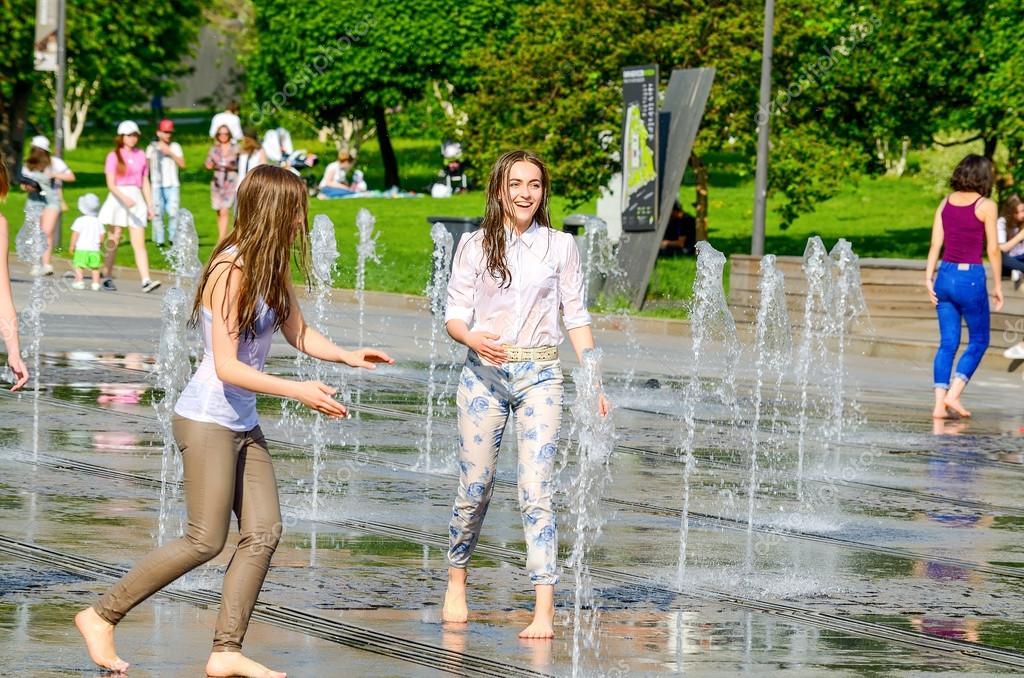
top-left (94, 416), bottom-right (282, 652)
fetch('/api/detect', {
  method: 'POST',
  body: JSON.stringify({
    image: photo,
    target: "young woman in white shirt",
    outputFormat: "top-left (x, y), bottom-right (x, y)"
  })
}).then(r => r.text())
top-left (441, 150), bottom-right (609, 639)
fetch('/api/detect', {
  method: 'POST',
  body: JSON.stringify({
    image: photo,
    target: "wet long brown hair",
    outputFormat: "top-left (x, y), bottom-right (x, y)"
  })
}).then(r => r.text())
top-left (190, 165), bottom-right (311, 338)
top-left (1002, 194), bottom-right (1024, 239)
top-left (0, 151), bottom-right (8, 199)
top-left (478, 150), bottom-right (552, 287)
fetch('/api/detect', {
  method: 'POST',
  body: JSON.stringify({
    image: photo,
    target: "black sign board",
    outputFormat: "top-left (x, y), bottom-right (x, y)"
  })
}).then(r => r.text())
top-left (621, 64), bottom-right (659, 232)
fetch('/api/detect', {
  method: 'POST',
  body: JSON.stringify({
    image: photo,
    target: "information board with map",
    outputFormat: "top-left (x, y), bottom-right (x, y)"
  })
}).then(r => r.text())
top-left (621, 64), bottom-right (659, 232)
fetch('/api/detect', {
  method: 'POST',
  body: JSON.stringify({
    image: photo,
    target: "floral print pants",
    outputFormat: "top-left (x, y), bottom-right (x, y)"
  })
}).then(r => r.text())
top-left (447, 351), bottom-right (563, 585)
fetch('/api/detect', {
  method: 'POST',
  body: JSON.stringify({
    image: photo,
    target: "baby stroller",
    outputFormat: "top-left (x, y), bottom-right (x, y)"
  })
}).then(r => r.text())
top-left (264, 127), bottom-right (319, 192)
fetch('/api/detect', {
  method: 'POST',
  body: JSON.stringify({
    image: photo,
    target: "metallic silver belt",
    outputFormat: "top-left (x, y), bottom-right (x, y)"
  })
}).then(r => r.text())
top-left (501, 345), bottom-right (557, 362)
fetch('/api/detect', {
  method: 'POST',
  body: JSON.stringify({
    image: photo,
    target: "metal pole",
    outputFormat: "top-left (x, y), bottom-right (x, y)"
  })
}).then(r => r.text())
top-left (53, 0), bottom-right (66, 249)
top-left (751, 0), bottom-right (774, 257)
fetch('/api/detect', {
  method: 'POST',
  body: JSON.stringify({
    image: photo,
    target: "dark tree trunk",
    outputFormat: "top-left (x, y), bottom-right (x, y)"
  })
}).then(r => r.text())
top-left (374, 105), bottom-right (399, 189)
top-left (1, 79), bottom-right (32, 178)
top-left (690, 153), bottom-right (709, 242)
top-left (983, 135), bottom-right (998, 160)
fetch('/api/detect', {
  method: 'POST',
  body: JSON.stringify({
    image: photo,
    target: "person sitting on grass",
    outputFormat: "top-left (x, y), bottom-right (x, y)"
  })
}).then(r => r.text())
top-left (997, 194), bottom-right (1024, 287)
top-left (0, 152), bottom-right (29, 390)
top-left (69, 193), bottom-right (106, 291)
top-left (317, 151), bottom-right (365, 198)
top-left (659, 201), bottom-right (697, 256)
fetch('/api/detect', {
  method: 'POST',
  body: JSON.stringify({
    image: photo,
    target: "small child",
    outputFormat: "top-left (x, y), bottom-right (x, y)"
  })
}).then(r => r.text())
top-left (69, 193), bottom-right (105, 291)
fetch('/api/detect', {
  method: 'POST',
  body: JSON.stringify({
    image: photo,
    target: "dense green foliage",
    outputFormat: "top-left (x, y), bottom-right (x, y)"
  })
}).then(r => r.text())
top-left (0, 0), bottom-right (208, 163)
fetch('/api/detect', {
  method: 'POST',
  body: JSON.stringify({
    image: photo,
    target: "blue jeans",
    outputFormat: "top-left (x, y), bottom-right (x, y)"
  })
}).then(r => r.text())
top-left (933, 261), bottom-right (990, 388)
top-left (152, 185), bottom-right (180, 245)
top-left (1001, 251), bottom-right (1024, 274)
top-left (319, 186), bottom-right (355, 198)
top-left (447, 351), bottom-right (563, 585)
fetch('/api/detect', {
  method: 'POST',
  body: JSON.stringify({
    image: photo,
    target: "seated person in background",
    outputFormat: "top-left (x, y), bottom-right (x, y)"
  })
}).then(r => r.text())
top-left (318, 151), bottom-right (367, 198)
top-left (997, 194), bottom-right (1024, 288)
top-left (238, 127), bottom-right (268, 184)
top-left (660, 201), bottom-right (697, 256)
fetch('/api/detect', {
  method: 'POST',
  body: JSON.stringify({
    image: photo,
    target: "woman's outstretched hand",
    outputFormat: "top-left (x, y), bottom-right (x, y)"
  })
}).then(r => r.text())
top-left (293, 380), bottom-right (347, 417)
top-left (598, 392), bottom-right (610, 418)
top-left (341, 348), bottom-right (395, 369)
top-left (7, 353), bottom-right (28, 391)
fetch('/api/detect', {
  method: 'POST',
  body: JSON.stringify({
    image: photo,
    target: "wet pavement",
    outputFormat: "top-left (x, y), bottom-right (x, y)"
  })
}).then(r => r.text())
top-left (1, 264), bottom-right (1024, 676)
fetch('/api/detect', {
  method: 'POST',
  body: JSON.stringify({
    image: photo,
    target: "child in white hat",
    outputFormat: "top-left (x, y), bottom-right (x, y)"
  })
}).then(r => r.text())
top-left (70, 193), bottom-right (105, 290)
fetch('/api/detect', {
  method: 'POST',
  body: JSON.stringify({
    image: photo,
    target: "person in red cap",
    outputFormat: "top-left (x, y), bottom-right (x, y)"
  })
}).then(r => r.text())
top-left (146, 119), bottom-right (185, 247)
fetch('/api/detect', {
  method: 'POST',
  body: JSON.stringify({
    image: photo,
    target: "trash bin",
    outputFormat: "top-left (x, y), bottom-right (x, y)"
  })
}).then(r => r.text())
top-left (427, 216), bottom-right (483, 269)
top-left (562, 213), bottom-right (588, 235)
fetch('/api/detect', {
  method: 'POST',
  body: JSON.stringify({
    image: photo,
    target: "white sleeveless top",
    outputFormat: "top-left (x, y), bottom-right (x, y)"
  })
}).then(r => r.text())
top-left (174, 296), bottom-right (276, 432)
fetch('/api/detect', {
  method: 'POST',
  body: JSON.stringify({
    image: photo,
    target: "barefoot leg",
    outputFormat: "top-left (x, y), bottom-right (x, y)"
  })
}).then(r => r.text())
top-left (518, 584), bottom-right (555, 639)
top-left (75, 606), bottom-right (129, 673)
top-left (206, 651), bottom-right (286, 678)
top-left (932, 387), bottom-right (950, 419)
top-left (943, 377), bottom-right (972, 417)
top-left (442, 566), bottom-right (469, 623)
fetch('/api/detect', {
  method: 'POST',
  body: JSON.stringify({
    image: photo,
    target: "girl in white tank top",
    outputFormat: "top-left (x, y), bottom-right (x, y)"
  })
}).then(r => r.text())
top-left (75, 166), bottom-right (393, 677)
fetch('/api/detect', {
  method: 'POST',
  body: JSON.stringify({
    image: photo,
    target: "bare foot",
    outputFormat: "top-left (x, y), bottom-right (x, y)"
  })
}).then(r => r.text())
top-left (943, 397), bottom-right (971, 418)
top-left (206, 651), bottom-right (286, 678)
top-left (75, 606), bottom-right (129, 673)
top-left (442, 568), bottom-right (468, 623)
top-left (518, 590), bottom-right (555, 639)
top-left (518, 615), bottom-right (555, 639)
top-left (932, 404), bottom-right (950, 419)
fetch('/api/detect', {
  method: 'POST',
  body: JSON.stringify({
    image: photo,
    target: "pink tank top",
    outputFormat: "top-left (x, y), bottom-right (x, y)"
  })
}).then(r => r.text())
top-left (941, 196), bottom-right (984, 264)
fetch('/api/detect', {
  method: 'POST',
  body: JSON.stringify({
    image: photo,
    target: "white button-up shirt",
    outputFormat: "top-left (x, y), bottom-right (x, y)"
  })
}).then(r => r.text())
top-left (445, 223), bottom-right (592, 347)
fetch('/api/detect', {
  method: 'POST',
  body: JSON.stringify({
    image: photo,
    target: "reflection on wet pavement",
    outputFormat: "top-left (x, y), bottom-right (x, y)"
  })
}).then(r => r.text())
top-left (0, 352), bottom-right (1022, 675)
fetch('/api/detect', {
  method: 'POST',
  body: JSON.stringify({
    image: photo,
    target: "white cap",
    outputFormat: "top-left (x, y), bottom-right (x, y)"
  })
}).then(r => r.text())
top-left (30, 135), bottom-right (50, 152)
top-left (117, 120), bottom-right (141, 136)
top-left (77, 193), bottom-right (100, 216)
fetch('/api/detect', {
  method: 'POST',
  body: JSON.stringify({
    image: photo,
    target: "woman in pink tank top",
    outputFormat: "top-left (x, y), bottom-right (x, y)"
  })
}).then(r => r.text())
top-left (925, 154), bottom-right (1003, 419)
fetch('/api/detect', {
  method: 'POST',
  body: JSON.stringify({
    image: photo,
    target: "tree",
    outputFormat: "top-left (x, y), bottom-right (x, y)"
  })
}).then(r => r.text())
top-left (0, 0), bottom-right (40, 174)
top-left (243, 0), bottom-right (524, 189)
top-left (459, 0), bottom-right (858, 230)
top-left (1, 0), bottom-right (209, 166)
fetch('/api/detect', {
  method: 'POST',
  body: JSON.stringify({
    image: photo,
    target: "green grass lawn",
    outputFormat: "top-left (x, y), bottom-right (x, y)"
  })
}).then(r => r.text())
top-left (2, 117), bottom-right (946, 315)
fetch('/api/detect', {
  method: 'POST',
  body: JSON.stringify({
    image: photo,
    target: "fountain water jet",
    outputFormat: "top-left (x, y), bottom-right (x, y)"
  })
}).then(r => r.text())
top-left (825, 240), bottom-right (868, 452)
top-left (745, 255), bottom-right (791, 571)
top-left (563, 348), bottom-right (615, 678)
top-left (15, 201), bottom-right (47, 461)
top-left (676, 241), bottom-right (740, 586)
top-left (421, 222), bottom-right (454, 470)
top-left (155, 209), bottom-right (201, 544)
top-left (307, 215), bottom-right (341, 563)
top-left (794, 237), bottom-right (832, 499)
top-left (581, 217), bottom-right (643, 390)
top-left (354, 209), bottom-right (380, 357)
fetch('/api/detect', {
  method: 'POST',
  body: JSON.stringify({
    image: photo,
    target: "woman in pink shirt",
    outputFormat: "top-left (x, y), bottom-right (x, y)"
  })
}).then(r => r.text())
top-left (98, 120), bottom-right (159, 293)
